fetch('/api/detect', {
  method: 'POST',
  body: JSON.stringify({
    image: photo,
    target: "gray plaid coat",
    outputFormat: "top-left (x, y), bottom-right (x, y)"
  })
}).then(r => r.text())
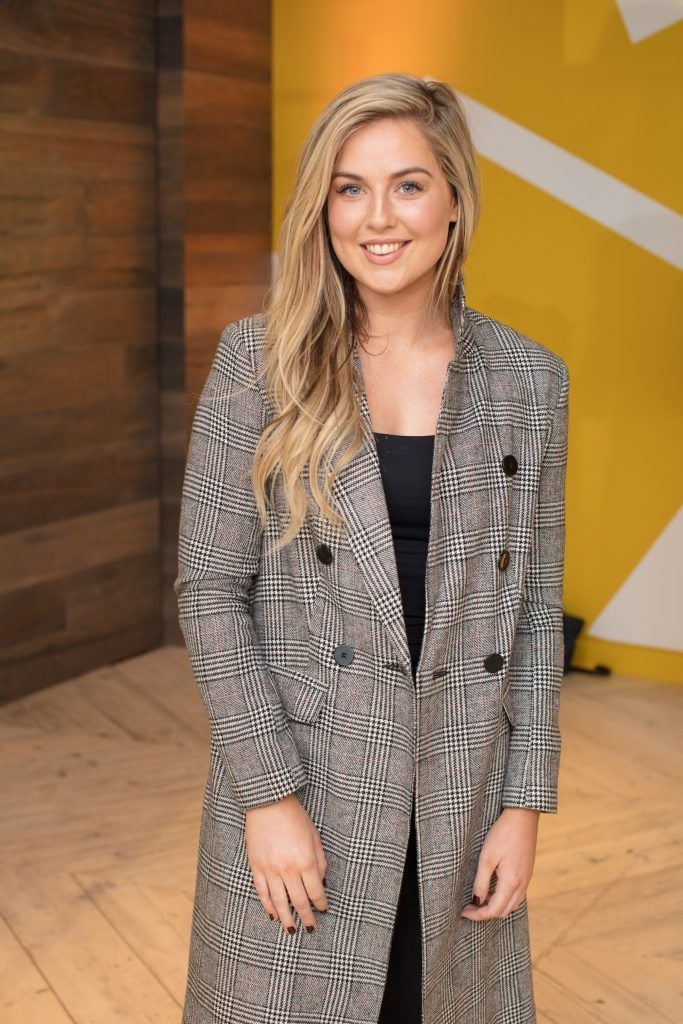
top-left (174, 276), bottom-right (570, 1024)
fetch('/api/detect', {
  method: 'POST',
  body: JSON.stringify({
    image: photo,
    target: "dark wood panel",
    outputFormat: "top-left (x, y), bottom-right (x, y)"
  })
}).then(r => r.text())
top-left (156, 2), bottom-right (185, 650)
top-left (184, 20), bottom-right (269, 78)
top-left (0, 109), bottom-right (152, 145)
top-left (0, 121), bottom-right (154, 188)
top-left (0, 344), bottom-right (154, 419)
top-left (1, 0), bottom-right (273, 695)
top-left (0, 287), bottom-right (156, 353)
top-left (0, 618), bottom-right (162, 704)
top-left (1, 1), bottom-right (159, 701)
top-left (0, 388), bottom-right (156, 452)
top-left (0, 499), bottom-right (158, 582)
top-left (0, 433), bottom-right (159, 533)
top-left (0, 235), bottom-right (155, 290)
top-left (0, 552), bottom-right (161, 661)
top-left (0, 50), bottom-right (155, 124)
top-left (185, 2), bottom-right (268, 31)
top-left (0, 1), bottom-right (154, 70)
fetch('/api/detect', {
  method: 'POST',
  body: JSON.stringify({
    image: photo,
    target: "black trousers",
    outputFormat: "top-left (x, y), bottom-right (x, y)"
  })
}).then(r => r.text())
top-left (378, 644), bottom-right (422, 1023)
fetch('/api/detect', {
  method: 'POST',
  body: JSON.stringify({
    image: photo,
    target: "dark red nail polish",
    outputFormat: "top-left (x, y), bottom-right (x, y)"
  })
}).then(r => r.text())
top-left (472, 894), bottom-right (481, 906)
top-left (322, 876), bottom-right (327, 887)
top-left (269, 913), bottom-right (275, 920)
top-left (305, 924), bottom-right (315, 932)
top-left (287, 925), bottom-right (296, 934)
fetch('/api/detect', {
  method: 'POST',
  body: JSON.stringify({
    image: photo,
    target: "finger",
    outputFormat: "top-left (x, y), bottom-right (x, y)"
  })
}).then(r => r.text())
top-left (314, 841), bottom-right (329, 892)
top-left (470, 862), bottom-right (495, 909)
top-left (302, 862), bottom-right (329, 914)
top-left (284, 873), bottom-right (318, 932)
top-left (473, 887), bottom-right (509, 919)
top-left (251, 868), bottom-right (279, 922)
top-left (460, 894), bottom-right (489, 918)
top-left (269, 874), bottom-right (299, 934)
top-left (462, 885), bottom-right (518, 920)
top-left (483, 875), bottom-right (525, 918)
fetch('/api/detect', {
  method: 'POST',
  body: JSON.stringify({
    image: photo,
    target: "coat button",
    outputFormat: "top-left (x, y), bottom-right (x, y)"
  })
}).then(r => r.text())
top-left (316, 543), bottom-right (333, 565)
top-left (333, 644), bottom-right (355, 666)
top-left (502, 454), bottom-right (518, 476)
top-left (483, 652), bottom-right (505, 672)
top-left (498, 549), bottom-right (510, 570)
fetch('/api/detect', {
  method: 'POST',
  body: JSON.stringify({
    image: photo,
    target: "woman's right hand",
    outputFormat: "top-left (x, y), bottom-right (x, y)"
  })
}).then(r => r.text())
top-left (245, 792), bottom-right (330, 933)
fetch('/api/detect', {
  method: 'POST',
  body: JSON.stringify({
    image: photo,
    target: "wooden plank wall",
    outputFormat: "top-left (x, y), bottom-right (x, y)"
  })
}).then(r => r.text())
top-left (159, 2), bottom-right (271, 641)
top-left (167, 1), bottom-right (272, 636)
top-left (157, 0), bottom-right (186, 639)
top-left (0, 1), bottom-right (272, 701)
top-left (0, 1), bottom-right (160, 702)
top-left (183, 2), bottom-right (271, 396)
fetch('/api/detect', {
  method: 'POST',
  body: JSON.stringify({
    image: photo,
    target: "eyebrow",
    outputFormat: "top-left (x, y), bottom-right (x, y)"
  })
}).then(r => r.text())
top-left (331, 166), bottom-right (434, 181)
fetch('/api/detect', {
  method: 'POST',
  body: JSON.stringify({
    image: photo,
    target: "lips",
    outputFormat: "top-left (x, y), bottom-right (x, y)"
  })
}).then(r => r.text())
top-left (361, 241), bottom-right (409, 251)
top-left (360, 240), bottom-right (412, 265)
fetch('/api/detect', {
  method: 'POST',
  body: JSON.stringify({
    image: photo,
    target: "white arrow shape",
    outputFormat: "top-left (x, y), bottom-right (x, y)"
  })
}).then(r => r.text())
top-left (589, 505), bottom-right (683, 653)
top-left (615, 0), bottom-right (683, 44)
top-left (457, 92), bottom-right (683, 270)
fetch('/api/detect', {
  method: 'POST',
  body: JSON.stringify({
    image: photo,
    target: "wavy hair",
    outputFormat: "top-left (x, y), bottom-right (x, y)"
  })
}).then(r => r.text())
top-left (253, 72), bottom-right (481, 554)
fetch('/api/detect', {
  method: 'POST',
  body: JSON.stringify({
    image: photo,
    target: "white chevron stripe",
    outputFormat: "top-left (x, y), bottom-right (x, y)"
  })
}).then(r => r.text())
top-left (457, 92), bottom-right (683, 270)
top-left (589, 505), bottom-right (683, 653)
top-left (615, 0), bottom-right (683, 44)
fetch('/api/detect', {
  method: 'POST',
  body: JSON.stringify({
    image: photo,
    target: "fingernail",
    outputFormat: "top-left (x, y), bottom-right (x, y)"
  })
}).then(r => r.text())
top-left (269, 913), bottom-right (275, 920)
top-left (319, 908), bottom-right (328, 913)
top-left (305, 924), bottom-right (315, 933)
top-left (322, 877), bottom-right (327, 887)
top-left (287, 925), bottom-right (296, 934)
top-left (472, 894), bottom-right (481, 906)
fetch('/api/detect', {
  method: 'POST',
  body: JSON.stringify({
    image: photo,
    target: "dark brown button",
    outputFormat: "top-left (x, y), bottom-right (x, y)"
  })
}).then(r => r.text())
top-left (316, 543), bottom-right (333, 565)
top-left (502, 454), bottom-right (518, 476)
top-left (483, 652), bottom-right (505, 672)
top-left (498, 549), bottom-right (510, 570)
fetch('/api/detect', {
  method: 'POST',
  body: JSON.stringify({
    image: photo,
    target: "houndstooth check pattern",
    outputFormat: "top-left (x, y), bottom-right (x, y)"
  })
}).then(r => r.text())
top-left (174, 276), bottom-right (570, 1023)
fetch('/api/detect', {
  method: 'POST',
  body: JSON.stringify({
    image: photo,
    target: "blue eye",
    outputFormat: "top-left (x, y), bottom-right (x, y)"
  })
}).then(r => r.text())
top-left (335, 181), bottom-right (424, 196)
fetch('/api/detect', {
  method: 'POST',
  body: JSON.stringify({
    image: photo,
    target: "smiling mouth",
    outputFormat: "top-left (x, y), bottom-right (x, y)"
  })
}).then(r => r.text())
top-left (361, 241), bottom-right (410, 254)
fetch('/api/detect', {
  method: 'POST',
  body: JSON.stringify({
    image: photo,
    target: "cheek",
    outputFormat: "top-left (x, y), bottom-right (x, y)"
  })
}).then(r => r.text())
top-left (406, 200), bottom-right (451, 236)
top-left (327, 201), bottom-right (358, 241)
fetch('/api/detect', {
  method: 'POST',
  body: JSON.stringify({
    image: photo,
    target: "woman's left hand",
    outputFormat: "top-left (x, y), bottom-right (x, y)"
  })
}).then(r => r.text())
top-left (460, 808), bottom-right (541, 920)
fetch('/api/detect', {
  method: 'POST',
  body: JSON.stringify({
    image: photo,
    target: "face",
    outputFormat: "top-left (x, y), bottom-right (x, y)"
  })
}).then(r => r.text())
top-left (326, 116), bottom-right (458, 305)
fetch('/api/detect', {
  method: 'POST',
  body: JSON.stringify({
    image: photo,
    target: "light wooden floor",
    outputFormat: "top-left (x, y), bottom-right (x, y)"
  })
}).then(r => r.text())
top-left (0, 646), bottom-right (680, 1023)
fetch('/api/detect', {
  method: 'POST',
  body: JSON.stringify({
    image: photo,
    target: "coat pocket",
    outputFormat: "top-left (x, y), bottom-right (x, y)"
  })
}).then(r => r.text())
top-left (268, 664), bottom-right (332, 725)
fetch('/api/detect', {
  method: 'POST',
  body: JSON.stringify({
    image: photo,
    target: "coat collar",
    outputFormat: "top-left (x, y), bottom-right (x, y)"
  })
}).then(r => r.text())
top-left (329, 276), bottom-right (508, 675)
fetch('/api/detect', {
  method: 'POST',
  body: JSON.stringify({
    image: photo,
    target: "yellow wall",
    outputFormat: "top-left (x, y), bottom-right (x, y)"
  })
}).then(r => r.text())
top-left (272, 1), bottom-right (683, 684)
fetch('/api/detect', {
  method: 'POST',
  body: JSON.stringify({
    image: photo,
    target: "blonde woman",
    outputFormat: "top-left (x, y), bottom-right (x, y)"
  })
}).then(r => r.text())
top-left (175, 72), bottom-right (569, 1024)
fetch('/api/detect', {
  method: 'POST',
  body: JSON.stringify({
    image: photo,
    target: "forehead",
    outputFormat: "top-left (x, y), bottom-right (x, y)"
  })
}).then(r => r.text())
top-left (333, 117), bottom-right (437, 170)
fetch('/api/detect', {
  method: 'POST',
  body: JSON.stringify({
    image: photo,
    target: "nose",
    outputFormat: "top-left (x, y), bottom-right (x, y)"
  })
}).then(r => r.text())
top-left (366, 190), bottom-right (397, 231)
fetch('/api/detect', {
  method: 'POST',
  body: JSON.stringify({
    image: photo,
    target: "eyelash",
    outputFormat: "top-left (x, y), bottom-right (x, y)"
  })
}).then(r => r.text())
top-left (335, 181), bottom-right (424, 196)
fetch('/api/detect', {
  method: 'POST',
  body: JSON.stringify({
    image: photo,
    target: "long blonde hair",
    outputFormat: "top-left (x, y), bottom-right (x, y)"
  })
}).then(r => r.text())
top-left (253, 73), bottom-right (481, 554)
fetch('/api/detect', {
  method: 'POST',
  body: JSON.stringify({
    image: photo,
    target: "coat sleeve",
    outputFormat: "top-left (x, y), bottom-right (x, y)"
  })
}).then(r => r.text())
top-left (173, 319), bottom-right (309, 812)
top-left (501, 358), bottom-right (570, 814)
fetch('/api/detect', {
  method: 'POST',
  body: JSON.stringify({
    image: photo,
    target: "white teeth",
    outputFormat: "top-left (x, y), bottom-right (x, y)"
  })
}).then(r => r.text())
top-left (365, 242), bottom-right (405, 255)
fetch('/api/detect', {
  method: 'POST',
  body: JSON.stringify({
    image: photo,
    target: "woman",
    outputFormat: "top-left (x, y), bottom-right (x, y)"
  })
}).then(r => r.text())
top-left (175, 73), bottom-right (569, 1024)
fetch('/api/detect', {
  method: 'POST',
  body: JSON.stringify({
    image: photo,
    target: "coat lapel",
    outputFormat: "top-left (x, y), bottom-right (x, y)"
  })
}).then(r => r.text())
top-left (330, 276), bottom-right (510, 674)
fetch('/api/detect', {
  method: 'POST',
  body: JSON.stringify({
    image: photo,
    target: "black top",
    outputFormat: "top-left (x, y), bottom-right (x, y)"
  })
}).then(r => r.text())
top-left (373, 431), bottom-right (435, 674)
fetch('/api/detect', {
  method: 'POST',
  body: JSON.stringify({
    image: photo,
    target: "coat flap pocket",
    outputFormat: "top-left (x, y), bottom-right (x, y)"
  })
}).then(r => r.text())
top-left (268, 664), bottom-right (330, 724)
